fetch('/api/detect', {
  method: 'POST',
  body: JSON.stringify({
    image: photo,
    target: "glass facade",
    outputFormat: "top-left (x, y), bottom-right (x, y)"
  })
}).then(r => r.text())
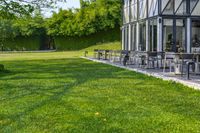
top-left (148, 0), bottom-right (158, 17)
top-left (131, 24), bottom-right (137, 50)
top-left (149, 19), bottom-right (157, 51)
top-left (123, 0), bottom-right (130, 24)
top-left (139, 0), bottom-right (147, 19)
top-left (192, 20), bottom-right (200, 47)
top-left (139, 22), bottom-right (146, 51)
top-left (176, 19), bottom-right (186, 52)
top-left (163, 19), bottom-right (174, 52)
top-left (130, 0), bottom-right (137, 22)
top-left (122, 0), bottom-right (200, 53)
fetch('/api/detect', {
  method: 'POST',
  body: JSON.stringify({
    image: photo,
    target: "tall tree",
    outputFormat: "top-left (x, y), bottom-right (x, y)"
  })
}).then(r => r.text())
top-left (0, 0), bottom-right (66, 19)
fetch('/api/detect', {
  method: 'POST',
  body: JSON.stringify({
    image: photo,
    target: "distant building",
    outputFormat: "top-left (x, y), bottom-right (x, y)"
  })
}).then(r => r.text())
top-left (122, 0), bottom-right (200, 53)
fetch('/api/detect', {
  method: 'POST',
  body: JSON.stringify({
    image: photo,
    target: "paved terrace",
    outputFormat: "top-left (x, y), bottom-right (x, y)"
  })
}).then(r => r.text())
top-left (82, 57), bottom-right (200, 90)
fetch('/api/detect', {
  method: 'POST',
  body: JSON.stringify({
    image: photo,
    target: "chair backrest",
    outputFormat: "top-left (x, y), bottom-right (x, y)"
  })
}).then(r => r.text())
top-left (192, 47), bottom-right (200, 53)
top-left (180, 54), bottom-right (194, 60)
top-left (157, 52), bottom-right (165, 59)
top-left (165, 52), bottom-right (175, 59)
top-left (147, 52), bottom-right (157, 57)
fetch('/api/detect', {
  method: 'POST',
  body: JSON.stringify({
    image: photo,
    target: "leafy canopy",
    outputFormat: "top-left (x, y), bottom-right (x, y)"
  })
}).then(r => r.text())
top-left (0, 0), bottom-right (66, 19)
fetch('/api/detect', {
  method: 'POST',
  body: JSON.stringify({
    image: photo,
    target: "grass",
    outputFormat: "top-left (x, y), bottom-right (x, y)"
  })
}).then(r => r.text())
top-left (81, 41), bottom-right (121, 57)
top-left (1, 51), bottom-right (200, 132)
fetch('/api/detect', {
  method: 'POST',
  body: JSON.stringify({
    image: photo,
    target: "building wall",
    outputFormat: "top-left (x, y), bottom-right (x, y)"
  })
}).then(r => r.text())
top-left (122, 0), bottom-right (200, 53)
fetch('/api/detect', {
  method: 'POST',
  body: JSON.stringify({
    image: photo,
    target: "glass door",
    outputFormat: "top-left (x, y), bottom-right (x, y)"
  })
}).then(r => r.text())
top-left (149, 19), bottom-right (157, 51)
top-left (163, 18), bottom-right (186, 52)
top-left (131, 24), bottom-right (137, 51)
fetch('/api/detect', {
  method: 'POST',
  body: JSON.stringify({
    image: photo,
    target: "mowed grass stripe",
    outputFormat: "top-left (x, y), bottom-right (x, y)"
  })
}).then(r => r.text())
top-left (0, 52), bottom-right (200, 132)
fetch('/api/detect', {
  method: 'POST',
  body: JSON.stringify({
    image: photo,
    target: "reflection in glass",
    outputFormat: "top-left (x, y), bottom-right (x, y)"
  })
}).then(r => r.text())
top-left (139, 0), bottom-right (147, 19)
top-left (163, 0), bottom-right (174, 14)
top-left (125, 27), bottom-right (129, 50)
top-left (123, 7), bottom-right (129, 24)
top-left (176, 0), bottom-right (187, 15)
top-left (192, 1), bottom-right (200, 15)
top-left (148, 0), bottom-right (158, 17)
top-left (131, 24), bottom-right (137, 51)
top-left (192, 20), bottom-right (200, 48)
top-left (163, 19), bottom-right (173, 52)
top-left (162, 0), bottom-right (170, 11)
top-left (176, 19), bottom-right (186, 52)
top-left (139, 22), bottom-right (146, 51)
top-left (149, 19), bottom-right (157, 51)
top-left (190, 0), bottom-right (199, 13)
top-left (130, 0), bottom-right (137, 21)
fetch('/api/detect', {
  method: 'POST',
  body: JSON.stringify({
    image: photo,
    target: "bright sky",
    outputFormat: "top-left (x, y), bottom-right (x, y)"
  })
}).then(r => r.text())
top-left (42, 0), bottom-right (80, 17)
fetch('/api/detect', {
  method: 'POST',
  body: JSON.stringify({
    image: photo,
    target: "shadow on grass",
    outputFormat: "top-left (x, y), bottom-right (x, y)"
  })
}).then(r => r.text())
top-left (0, 58), bottom-right (130, 130)
top-left (1, 58), bottom-right (200, 132)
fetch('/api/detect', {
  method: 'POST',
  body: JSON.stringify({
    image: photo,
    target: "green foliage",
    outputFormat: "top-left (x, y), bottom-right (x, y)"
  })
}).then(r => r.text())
top-left (3, 36), bottom-right (40, 51)
top-left (0, 0), bottom-right (66, 19)
top-left (45, 0), bottom-right (122, 36)
top-left (0, 0), bottom-right (122, 51)
top-left (0, 20), bottom-right (17, 46)
top-left (13, 14), bottom-right (45, 36)
top-left (54, 28), bottom-right (120, 50)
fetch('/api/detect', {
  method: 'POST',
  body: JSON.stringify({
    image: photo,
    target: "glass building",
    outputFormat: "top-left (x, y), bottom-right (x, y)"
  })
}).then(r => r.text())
top-left (122, 0), bottom-right (200, 53)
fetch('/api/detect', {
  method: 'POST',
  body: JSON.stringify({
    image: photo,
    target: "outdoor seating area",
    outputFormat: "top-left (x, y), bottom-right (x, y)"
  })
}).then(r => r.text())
top-left (91, 49), bottom-right (200, 81)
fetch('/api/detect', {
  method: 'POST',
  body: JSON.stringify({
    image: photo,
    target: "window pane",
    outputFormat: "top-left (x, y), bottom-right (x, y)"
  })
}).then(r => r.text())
top-left (139, 0), bottom-right (147, 19)
top-left (149, 19), bottom-right (157, 51)
top-left (163, 0), bottom-right (174, 14)
top-left (123, 7), bottom-right (129, 24)
top-left (192, 20), bottom-right (200, 48)
top-left (163, 19), bottom-right (173, 52)
top-left (175, 0), bottom-right (182, 11)
top-left (176, 0), bottom-right (187, 15)
top-left (176, 19), bottom-right (186, 52)
top-left (131, 24), bottom-right (137, 50)
top-left (139, 22), bottom-right (146, 51)
top-left (162, 0), bottom-right (170, 11)
top-left (190, 0), bottom-right (198, 13)
top-left (130, 0), bottom-right (137, 21)
top-left (148, 0), bottom-right (158, 17)
top-left (192, 1), bottom-right (200, 15)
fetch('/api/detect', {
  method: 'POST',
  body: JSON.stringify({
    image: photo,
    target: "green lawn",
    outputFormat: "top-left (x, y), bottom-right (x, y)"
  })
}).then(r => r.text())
top-left (1, 51), bottom-right (200, 132)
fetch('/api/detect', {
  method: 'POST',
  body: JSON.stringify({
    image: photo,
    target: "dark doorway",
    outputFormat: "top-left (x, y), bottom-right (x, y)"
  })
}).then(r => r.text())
top-left (40, 35), bottom-right (55, 50)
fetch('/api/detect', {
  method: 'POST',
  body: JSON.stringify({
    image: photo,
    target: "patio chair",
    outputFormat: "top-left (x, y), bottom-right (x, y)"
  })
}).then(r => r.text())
top-left (110, 50), bottom-right (121, 63)
top-left (108, 50), bottom-right (114, 61)
top-left (146, 52), bottom-right (158, 69)
top-left (101, 50), bottom-right (110, 60)
top-left (93, 49), bottom-right (99, 59)
top-left (178, 54), bottom-right (195, 75)
top-left (136, 52), bottom-right (147, 68)
top-left (163, 52), bottom-right (175, 73)
top-left (129, 51), bottom-right (138, 65)
top-left (157, 52), bottom-right (165, 68)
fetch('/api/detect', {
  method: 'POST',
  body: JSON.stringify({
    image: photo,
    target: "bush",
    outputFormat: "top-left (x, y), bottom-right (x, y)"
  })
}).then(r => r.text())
top-left (55, 28), bottom-right (120, 50)
top-left (3, 36), bottom-right (40, 51)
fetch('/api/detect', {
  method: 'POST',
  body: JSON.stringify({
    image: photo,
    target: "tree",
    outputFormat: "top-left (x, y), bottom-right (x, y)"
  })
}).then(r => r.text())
top-left (0, 20), bottom-right (17, 49)
top-left (45, 0), bottom-right (122, 37)
top-left (0, 0), bottom-right (66, 19)
top-left (13, 14), bottom-right (45, 36)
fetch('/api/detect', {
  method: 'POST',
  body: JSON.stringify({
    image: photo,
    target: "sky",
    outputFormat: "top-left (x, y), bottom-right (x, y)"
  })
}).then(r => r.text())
top-left (42, 0), bottom-right (80, 17)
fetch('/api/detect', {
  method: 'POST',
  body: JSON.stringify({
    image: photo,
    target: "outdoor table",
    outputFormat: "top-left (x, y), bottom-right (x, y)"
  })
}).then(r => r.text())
top-left (97, 50), bottom-right (109, 60)
top-left (192, 53), bottom-right (200, 74)
top-left (163, 53), bottom-right (200, 75)
top-left (137, 51), bottom-right (158, 68)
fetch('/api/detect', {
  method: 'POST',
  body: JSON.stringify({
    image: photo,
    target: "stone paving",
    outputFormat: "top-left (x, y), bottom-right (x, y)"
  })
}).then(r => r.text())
top-left (82, 57), bottom-right (200, 90)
